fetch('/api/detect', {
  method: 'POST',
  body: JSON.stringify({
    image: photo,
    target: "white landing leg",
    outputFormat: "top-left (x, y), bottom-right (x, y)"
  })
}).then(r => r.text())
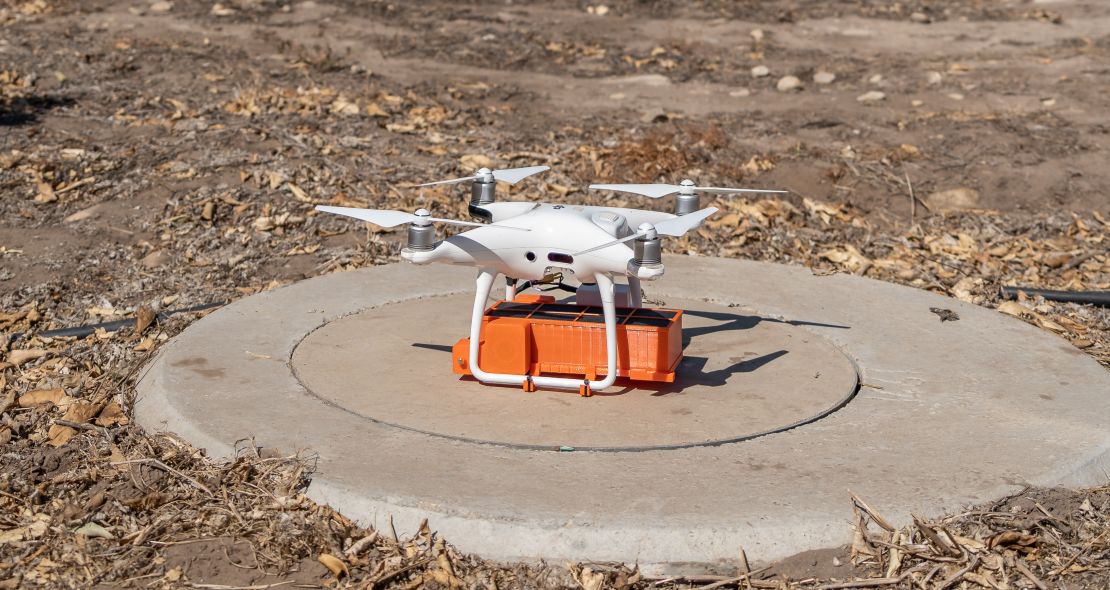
top-left (627, 276), bottom-right (643, 309)
top-left (467, 270), bottom-right (618, 396)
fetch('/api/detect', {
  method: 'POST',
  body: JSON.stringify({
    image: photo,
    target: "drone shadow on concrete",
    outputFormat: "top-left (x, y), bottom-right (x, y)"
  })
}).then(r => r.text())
top-left (411, 308), bottom-right (850, 396)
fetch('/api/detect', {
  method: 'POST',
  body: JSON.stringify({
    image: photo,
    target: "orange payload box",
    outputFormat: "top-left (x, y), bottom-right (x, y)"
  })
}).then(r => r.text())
top-left (452, 295), bottom-right (683, 383)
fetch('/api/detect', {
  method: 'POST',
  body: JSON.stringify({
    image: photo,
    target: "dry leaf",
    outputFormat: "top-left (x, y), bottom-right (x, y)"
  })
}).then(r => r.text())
top-left (8, 348), bottom-right (49, 366)
top-left (577, 566), bottom-right (605, 590)
top-left (95, 401), bottom-right (129, 427)
top-left (287, 183), bottom-right (310, 202)
top-left (34, 180), bottom-right (57, 203)
top-left (48, 400), bottom-right (103, 446)
top-left (318, 553), bottom-right (348, 579)
top-left (135, 307), bottom-right (156, 334)
top-left (997, 300), bottom-right (1031, 318)
top-left (459, 154), bottom-right (493, 169)
top-left (18, 388), bottom-right (69, 408)
top-left (74, 522), bottom-right (115, 540)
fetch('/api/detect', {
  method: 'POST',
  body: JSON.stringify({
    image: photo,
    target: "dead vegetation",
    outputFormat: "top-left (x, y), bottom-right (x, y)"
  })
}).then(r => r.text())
top-left (1, 0), bottom-right (1109, 587)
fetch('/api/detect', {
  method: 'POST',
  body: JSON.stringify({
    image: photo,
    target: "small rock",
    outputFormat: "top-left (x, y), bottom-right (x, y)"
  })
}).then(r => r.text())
top-left (141, 250), bottom-right (169, 269)
top-left (926, 71), bottom-right (943, 85)
top-left (1041, 98), bottom-right (1056, 107)
top-left (729, 88), bottom-right (752, 97)
top-left (868, 74), bottom-right (884, 85)
top-left (925, 188), bottom-right (980, 211)
top-left (911, 99), bottom-right (924, 107)
top-left (750, 29), bottom-right (764, 41)
top-left (150, 1), bottom-right (173, 13)
top-left (910, 11), bottom-right (931, 23)
top-left (776, 75), bottom-right (802, 92)
top-left (639, 107), bottom-right (668, 123)
top-left (947, 92), bottom-right (965, 100)
top-left (1043, 252), bottom-right (1071, 268)
top-left (856, 91), bottom-right (886, 103)
top-left (751, 65), bottom-right (770, 78)
top-left (813, 71), bottom-right (836, 84)
top-left (64, 204), bottom-right (104, 223)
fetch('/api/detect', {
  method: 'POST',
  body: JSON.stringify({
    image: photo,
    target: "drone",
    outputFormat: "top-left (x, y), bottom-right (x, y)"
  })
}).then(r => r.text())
top-left (315, 165), bottom-right (784, 395)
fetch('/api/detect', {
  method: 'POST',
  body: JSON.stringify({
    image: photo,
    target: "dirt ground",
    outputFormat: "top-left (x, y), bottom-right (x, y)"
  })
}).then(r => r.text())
top-left (2, 0), bottom-right (1109, 588)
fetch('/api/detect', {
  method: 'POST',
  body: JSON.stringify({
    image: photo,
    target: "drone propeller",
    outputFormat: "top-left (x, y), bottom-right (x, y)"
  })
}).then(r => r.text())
top-left (314, 206), bottom-right (528, 231)
top-left (418, 165), bottom-right (550, 187)
top-left (589, 179), bottom-right (787, 199)
top-left (574, 206), bottom-right (718, 256)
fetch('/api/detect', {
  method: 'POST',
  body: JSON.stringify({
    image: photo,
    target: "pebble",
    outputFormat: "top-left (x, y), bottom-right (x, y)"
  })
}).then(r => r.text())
top-left (911, 11), bottom-right (931, 23)
top-left (63, 204), bottom-right (105, 223)
top-left (927, 71), bottom-right (943, 85)
top-left (776, 76), bottom-right (802, 92)
top-left (947, 92), bottom-right (965, 100)
top-left (857, 91), bottom-right (886, 103)
top-left (750, 29), bottom-right (764, 41)
top-left (141, 250), bottom-right (169, 269)
top-left (751, 65), bottom-right (770, 78)
top-left (150, 1), bottom-right (173, 13)
top-left (868, 74), bottom-right (884, 85)
top-left (813, 71), bottom-right (836, 84)
top-left (925, 188), bottom-right (980, 212)
top-left (911, 99), bottom-right (924, 107)
top-left (729, 88), bottom-right (752, 97)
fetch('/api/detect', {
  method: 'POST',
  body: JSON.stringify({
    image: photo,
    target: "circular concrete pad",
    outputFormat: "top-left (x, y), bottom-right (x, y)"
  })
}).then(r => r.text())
top-left (136, 258), bottom-right (1110, 573)
top-left (293, 295), bottom-right (858, 450)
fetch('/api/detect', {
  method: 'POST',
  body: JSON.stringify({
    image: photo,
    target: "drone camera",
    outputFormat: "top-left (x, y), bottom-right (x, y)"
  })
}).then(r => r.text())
top-left (548, 252), bottom-right (574, 265)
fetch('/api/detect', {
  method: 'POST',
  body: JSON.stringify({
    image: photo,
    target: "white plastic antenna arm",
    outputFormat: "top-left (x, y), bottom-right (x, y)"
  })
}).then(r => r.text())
top-left (467, 270), bottom-right (618, 392)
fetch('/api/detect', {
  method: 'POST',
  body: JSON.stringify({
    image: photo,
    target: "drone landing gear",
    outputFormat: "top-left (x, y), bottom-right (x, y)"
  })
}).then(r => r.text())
top-left (467, 269), bottom-right (619, 394)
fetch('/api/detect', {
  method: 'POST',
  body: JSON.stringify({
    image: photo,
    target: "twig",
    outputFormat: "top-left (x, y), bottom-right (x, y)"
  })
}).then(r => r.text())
top-left (1013, 559), bottom-right (1047, 590)
top-left (695, 566), bottom-right (772, 589)
top-left (368, 557), bottom-right (431, 587)
top-left (0, 391), bottom-right (16, 415)
top-left (188, 582), bottom-right (293, 590)
top-left (905, 171), bottom-right (916, 220)
top-left (111, 458), bottom-right (213, 496)
top-left (851, 492), bottom-right (895, 532)
top-left (53, 418), bottom-right (100, 431)
top-left (936, 555), bottom-right (979, 589)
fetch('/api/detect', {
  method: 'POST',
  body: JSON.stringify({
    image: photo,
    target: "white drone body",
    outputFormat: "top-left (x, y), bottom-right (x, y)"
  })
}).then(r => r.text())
top-left (315, 166), bottom-right (785, 394)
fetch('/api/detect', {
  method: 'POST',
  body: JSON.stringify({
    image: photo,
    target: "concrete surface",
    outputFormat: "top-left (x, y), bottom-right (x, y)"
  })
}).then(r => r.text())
top-left (293, 294), bottom-right (859, 450)
top-left (135, 258), bottom-right (1110, 573)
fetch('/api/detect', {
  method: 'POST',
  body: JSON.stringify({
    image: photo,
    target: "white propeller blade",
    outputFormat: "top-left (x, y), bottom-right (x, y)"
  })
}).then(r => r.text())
top-left (492, 165), bottom-right (551, 184)
top-left (418, 165), bottom-right (550, 187)
top-left (588, 183), bottom-right (679, 199)
top-left (589, 183), bottom-right (787, 198)
top-left (574, 206), bottom-right (718, 256)
top-left (315, 206), bottom-right (528, 230)
top-left (653, 206), bottom-right (719, 236)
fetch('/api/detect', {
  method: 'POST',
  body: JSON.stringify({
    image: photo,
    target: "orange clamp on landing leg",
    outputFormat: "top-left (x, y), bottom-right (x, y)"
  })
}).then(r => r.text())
top-left (578, 381), bottom-right (592, 398)
top-left (522, 376), bottom-right (536, 393)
